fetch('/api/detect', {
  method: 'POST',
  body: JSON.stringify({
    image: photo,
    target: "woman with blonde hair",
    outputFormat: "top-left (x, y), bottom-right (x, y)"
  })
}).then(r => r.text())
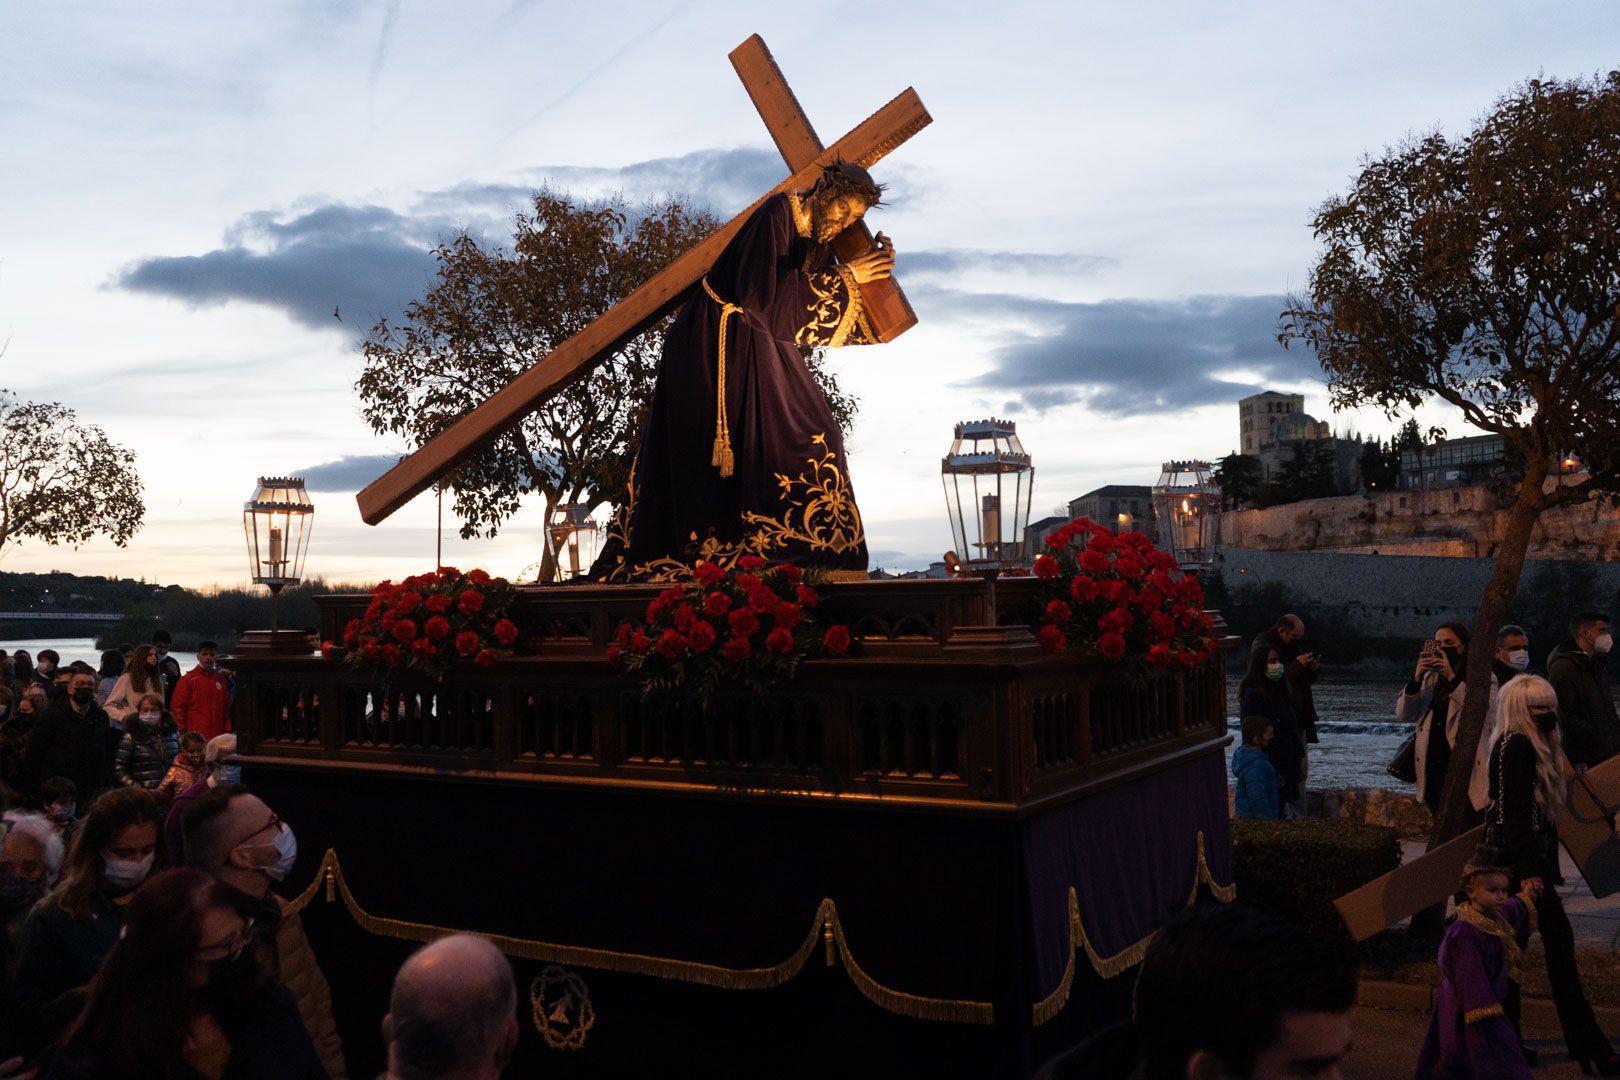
top-left (1484, 674), bottom-right (1619, 1074)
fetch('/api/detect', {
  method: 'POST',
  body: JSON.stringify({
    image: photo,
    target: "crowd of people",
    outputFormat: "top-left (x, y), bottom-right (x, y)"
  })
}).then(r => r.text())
top-left (1229, 608), bottom-right (1620, 1077)
top-left (0, 635), bottom-right (521, 1079)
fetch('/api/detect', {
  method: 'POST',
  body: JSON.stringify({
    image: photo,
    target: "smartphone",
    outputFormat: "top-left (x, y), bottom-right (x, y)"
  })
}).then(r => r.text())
top-left (1420, 639), bottom-right (1442, 659)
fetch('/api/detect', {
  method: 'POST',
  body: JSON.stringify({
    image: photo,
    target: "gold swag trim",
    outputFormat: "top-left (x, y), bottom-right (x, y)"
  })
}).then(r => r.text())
top-left (1031, 831), bottom-right (1236, 1026)
top-left (287, 849), bottom-right (993, 1026)
top-left (1464, 1003), bottom-right (1506, 1024)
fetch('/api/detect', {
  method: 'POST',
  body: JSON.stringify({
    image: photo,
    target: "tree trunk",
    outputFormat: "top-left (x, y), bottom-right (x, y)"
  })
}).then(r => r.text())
top-left (1428, 455), bottom-right (1550, 849)
top-left (536, 493), bottom-right (559, 583)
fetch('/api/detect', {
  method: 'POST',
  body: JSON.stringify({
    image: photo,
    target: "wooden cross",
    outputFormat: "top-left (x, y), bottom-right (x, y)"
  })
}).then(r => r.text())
top-left (356, 36), bottom-right (930, 526)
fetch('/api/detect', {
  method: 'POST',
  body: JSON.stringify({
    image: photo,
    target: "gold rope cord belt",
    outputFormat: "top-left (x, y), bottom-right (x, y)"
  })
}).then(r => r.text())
top-left (702, 276), bottom-right (740, 478)
top-left (288, 847), bottom-right (992, 1025)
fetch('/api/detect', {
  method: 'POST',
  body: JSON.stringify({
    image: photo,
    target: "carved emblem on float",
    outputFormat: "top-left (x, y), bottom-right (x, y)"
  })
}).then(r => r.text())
top-left (530, 965), bottom-right (595, 1050)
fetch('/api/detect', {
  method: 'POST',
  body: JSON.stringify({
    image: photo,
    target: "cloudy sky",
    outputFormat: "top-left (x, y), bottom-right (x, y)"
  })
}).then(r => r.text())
top-left (2, 1), bottom-right (1615, 587)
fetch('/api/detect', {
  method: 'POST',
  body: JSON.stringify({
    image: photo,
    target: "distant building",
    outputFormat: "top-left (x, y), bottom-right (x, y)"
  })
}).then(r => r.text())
top-left (1399, 433), bottom-right (1505, 491)
top-left (1237, 389), bottom-right (1362, 492)
top-left (1068, 486), bottom-right (1155, 534)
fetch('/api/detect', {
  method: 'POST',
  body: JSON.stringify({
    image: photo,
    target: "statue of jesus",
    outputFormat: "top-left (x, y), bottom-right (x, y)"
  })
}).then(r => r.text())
top-left (592, 162), bottom-right (897, 582)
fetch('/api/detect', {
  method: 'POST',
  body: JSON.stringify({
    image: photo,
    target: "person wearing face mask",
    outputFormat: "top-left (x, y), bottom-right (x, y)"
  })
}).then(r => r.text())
top-left (1239, 646), bottom-right (1304, 816)
top-left (113, 693), bottom-right (180, 794)
top-left (0, 814), bottom-right (63, 965)
top-left (1480, 675), bottom-right (1620, 1074)
top-left (21, 671), bottom-right (112, 805)
top-left (0, 689), bottom-right (23, 798)
top-left (165, 733), bottom-right (239, 864)
top-left (172, 641), bottom-right (235, 741)
top-left (185, 785), bottom-right (347, 1079)
top-left (1547, 611), bottom-right (1620, 771)
top-left (1397, 622), bottom-right (1500, 822)
top-left (99, 643), bottom-right (164, 734)
top-left (29, 651), bottom-right (59, 697)
top-left (38, 777), bottom-right (77, 849)
top-left (12, 788), bottom-right (167, 1052)
top-left (40, 867), bottom-right (324, 1080)
top-left (1494, 623), bottom-right (1537, 684)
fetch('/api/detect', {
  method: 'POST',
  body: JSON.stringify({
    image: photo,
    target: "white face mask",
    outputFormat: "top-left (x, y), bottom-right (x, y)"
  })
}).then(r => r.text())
top-left (138, 711), bottom-right (161, 727)
top-left (1506, 649), bottom-right (1530, 671)
top-left (1596, 633), bottom-right (1614, 655)
top-left (239, 822), bottom-right (298, 881)
top-left (36, 661), bottom-right (54, 674)
top-left (103, 852), bottom-right (154, 890)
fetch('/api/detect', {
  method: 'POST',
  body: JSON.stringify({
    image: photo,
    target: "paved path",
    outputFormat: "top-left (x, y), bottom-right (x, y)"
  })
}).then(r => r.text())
top-left (1401, 840), bottom-right (1620, 946)
top-left (1349, 1004), bottom-right (1596, 1077)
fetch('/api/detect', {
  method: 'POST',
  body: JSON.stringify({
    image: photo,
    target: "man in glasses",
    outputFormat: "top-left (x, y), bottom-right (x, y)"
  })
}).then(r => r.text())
top-left (184, 784), bottom-right (347, 1079)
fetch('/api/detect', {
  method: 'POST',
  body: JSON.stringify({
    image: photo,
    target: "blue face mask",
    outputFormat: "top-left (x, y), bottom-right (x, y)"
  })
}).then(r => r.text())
top-left (216, 764), bottom-right (242, 785)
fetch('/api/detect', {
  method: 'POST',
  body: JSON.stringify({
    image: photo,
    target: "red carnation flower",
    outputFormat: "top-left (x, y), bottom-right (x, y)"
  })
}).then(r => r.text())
top-left (412, 637), bottom-right (436, 659)
top-left (1071, 576), bottom-right (1100, 603)
top-left (382, 643), bottom-right (402, 666)
top-left (362, 641), bottom-right (381, 662)
top-left (1114, 553), bottom-right (1144, 580)
top-left (1098, 607), bottom-right (1133, 635)
top-left (765, 627), bottom-right (794, 654)
top-left (694, 561), bottom-right (726, 586)
top-left (747, 585), bottom-right (778, 612)
top-left (392, 619), bottom-right (419, 643)
top-left (343, 620), bottom-right (361, 647)
top-left (425, 592), bottom-right (453, 613)
top-left (630, 629), bottom-right (651, 652)
top-left (614, 621), bottom-right (632, 646)
top-left (365, 596), bottom-right (385, 620)
top-left (1098, 632), bottom-right (1127, 661)
top-left (721, 637), bottom-right (752, 662)
top-left (474, 649), bottom-right (496, 668)
top-left (737, 554), bottom-right (766, 571)
top-left (728, 608), bottom-right (760, 637)
top-left (1036, 624), bottom-right (1066, 654)
top-left (689, 620), bottom-right (717, 652)
top-left (1044, 532), bottom-right (1069, 549)
top-left (1073, 517), bottom-right (1094, 530)
top-left (1044, 599), bottom-right (1072, 624)
top-left (656, 630), bottom-right (686, 659)
top-left (457, 589), bottom-right (485, 615)
top-left (774, 602), bottom-right (802, 629)
top-left (1078, 550), bottom-right (1110, 575)
top-left (1147, 642), bottom-right (1172, 666)
top-left (1087, 530), bottom-right (1117, 556)
top-left (466, 568), bottom-right (491, 584)
top-left (320, 640), bottom-right (336, 659)
top-left (1149, 611), bottom-right (1176, 639)
top-left (392, 590), bottom-right (422, 614)
top-left (774, 563), bottom-right (802, 584)
top-left (493, 618), bottom-right (519, 645)
top-left (606, 644), bottom-right (623, 667)
top-left (424, 615), bottom-right (452, 641)
top-left (795, 583), bottom-right (820, 608)
top-left (455, 630), bottom-right (480, 656)
top-left (822, 625), bottom-right (851, 655)
top-left (1033, 553), bottom-right (1060, 579)
top-left (735, 573), bottom-right (762, 592)
top-left (673, 604), bottom-right (696, 632)
top-left (703, 591), bottom-right (732, 616)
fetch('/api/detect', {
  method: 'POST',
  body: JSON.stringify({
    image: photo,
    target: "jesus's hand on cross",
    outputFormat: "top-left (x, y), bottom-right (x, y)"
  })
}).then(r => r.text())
top-left (846, 235), bottom-right (896, 285)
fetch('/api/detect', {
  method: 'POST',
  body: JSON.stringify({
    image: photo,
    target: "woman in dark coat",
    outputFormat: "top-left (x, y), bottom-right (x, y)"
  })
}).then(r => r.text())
top-left (1239, 645), bottom-right (1303, 813)
top-left (42, 868), bottom-right (324, 1080)
top-left (1485, 674), bottom-right (1619, 1074)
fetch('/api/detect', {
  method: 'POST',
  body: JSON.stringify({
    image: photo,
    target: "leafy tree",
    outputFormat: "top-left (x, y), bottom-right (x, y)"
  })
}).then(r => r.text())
top-left (357, 191), bottom-right (858, 581)
top-left (1358, 437), bottom-right (1401, 490)
top-left (0, 392), bottom-right (144, 557)
top-left (1212, 452), bottom-right (1265, 508)
top-left (1270, 440), bottom-right (1340, 504)
top-left (1280, 72), bottom-right (1620, 847)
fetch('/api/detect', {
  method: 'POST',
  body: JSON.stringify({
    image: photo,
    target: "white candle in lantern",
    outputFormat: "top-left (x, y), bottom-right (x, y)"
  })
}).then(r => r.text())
top-left (269, 525), bottom-right (284, 567)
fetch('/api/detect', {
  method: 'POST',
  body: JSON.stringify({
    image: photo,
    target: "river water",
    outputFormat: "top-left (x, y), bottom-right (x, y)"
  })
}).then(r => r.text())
top-left (0, 637), bottom-right (199, 674)
top-left (1226, 671), bottom-right (1416, 793)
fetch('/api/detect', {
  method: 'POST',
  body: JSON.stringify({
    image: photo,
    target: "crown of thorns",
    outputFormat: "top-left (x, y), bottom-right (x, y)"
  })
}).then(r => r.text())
top-left (811, 160), bottom-right (884, 207)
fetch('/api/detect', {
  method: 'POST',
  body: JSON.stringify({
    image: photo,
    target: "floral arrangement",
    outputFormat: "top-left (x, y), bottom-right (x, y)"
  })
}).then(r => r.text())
top-left (610, 555), bottom-right (852, 700)
top-left (1030, 519), bottom-right (1216, 668)
top-left (323, 566), bottom-right (521, 680)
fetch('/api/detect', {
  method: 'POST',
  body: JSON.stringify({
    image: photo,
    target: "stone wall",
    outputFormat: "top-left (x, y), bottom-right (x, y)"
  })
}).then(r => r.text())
top-left (1219, 484), bottom-right (1620, 561)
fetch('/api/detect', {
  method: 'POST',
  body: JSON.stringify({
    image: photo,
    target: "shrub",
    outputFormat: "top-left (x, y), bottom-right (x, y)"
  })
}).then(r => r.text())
top-left (1231, 819), bottom-right (1400, 942)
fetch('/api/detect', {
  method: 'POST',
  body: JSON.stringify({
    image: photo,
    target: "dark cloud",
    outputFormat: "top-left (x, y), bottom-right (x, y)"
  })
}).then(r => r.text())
top-left (901, 249), bottom-right (1117, 278)
top-left (293, 454), bottom-right (402, 492)
top-left (950, 292), bottom-right (1318, 416)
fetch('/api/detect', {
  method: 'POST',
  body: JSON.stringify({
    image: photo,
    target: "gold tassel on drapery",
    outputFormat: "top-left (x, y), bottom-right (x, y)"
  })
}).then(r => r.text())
top-left (702, 277), bottom-right (740, 478)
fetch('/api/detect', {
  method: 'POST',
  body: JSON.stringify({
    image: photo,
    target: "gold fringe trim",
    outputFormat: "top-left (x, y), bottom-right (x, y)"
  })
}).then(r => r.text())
top-left (701, 277), bottom-right (739, 478)
top-left (287, 849), bottom-right (993, 1025)
top-left (827, 264), bottom-right (864, 348)
top-left (1031, 830), bottom-right (1236, 1026)
top-left (1464, 1003), bottom-right (1506, 1024)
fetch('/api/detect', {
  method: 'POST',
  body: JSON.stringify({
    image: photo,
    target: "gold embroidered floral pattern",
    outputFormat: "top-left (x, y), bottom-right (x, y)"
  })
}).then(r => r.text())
top-left (628, 532), bottom-right (773, 583)
top-left (787, 191), bottom-right (814, 239)
top-left (796, 267), bottom-right (864, 349)
top-left (741, 433), bottom-right (864, 556)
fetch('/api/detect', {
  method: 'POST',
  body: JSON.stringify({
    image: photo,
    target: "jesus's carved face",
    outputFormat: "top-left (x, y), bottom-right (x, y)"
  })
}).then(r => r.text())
top-left (810, 193), bottom-right (869, 243)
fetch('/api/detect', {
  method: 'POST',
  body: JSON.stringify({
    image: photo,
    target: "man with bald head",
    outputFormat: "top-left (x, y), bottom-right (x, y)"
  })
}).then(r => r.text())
top-left (383, 934), bottom-right (518, 1080)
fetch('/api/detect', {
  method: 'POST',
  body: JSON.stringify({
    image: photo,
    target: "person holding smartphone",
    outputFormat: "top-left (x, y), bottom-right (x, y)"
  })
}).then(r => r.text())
top-left (1396, 623), bottom-right (1499, 821)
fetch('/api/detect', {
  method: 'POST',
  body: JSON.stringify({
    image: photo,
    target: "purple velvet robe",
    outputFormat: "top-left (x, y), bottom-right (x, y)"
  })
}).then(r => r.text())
top-left (1415, 897), bottom-right (1533, 1080)
top-left (592, 193), bottom-right (875, 582)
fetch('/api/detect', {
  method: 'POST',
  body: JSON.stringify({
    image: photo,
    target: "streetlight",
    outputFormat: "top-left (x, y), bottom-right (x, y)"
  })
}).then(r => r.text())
top-left (240, 476), bottom-right (314, 653)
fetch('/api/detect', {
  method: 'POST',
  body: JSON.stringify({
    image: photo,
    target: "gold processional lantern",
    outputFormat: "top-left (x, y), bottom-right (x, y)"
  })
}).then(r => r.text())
top-left (242, 477), bottom-right (314, 645)
top-left (547, 504), bottom-right (601, 581)
top-left (942, 418), bottom-right (1034, 573)
top-left (1151, 460), bottom-right (1218, 574)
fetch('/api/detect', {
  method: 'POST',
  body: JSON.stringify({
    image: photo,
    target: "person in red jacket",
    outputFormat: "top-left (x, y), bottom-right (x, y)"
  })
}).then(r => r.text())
top-left (169, 641), bottom-right (234, 740)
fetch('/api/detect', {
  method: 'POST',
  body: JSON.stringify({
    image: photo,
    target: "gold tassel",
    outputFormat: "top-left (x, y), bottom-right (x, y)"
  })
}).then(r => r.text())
top-left (324, 864), bottom-right (335, 903)
top-left (823, 916), bottom-right (836, 967)
top-left (702, 277), bottom-right (740, 478)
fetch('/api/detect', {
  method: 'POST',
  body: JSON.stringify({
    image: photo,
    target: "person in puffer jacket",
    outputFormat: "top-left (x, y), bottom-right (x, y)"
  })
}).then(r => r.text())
top-left (113, 694), bottom-right (179, 792)
top-left (1232, 715), bottom-right (1280, 819)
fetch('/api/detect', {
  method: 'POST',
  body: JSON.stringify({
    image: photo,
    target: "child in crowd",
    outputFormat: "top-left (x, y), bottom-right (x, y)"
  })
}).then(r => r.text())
top-left (113, 693), bottom-right (180, 794)
top-left (1231, 715), bottom-right (1280, 820)
top-left (156, 731), bottom-right (207, 803)
top-left (1416, 865), bottom-right (1541, 1080)
top-left (39, 775), bottom-right (78, 848)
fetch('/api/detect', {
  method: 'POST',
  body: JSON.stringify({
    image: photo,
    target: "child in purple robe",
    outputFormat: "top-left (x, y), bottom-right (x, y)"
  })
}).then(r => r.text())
top-left (1416, 865), bottom-right (1542, 1080)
